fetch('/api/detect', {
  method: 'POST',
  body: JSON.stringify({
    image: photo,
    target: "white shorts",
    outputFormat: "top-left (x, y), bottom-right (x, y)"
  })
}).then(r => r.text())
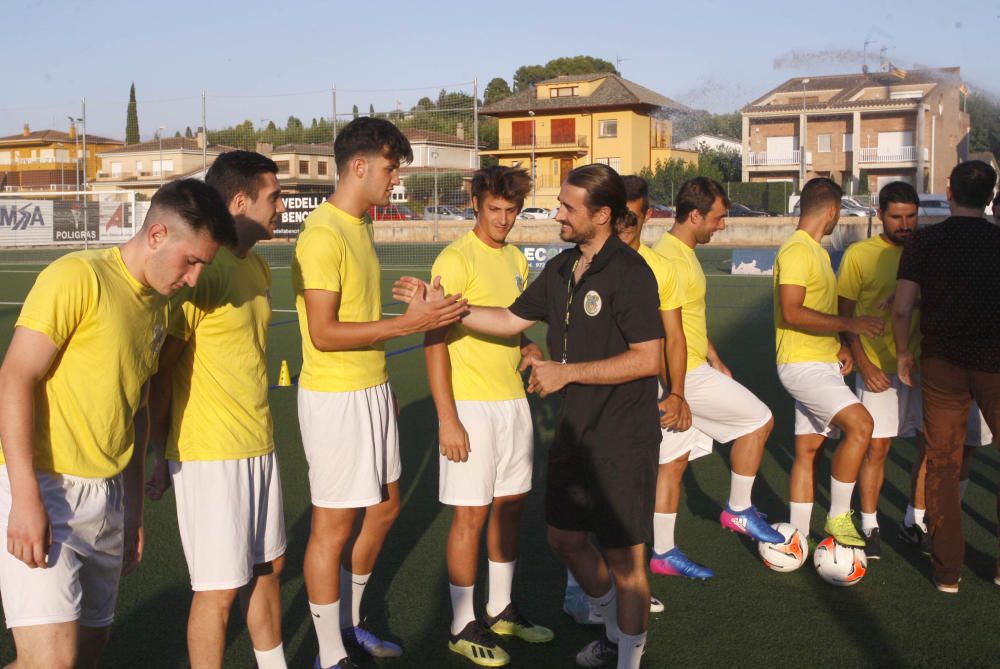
top-left (856, 374), bottom-right (923, 439)
top-left (0, 467), bottom-right (123, 628)
top-left (439, 399), bottom-right (534, 506)
top-left (778, 362), bottom-right (860, 437)
top-left (855, 374), bottom-right (993, 445)
top-left (659, 364), bottom-right (773, 464)
top-left (169, 451), bottom-right (287, 591)
top-left (298, 382), bottom-right (401, 508)
top-left (967, 402), bottom-right (994, 447)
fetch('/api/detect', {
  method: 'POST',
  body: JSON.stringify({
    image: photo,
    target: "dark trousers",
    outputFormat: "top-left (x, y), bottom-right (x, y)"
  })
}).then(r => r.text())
top-left (921, 357), bottom-right (1000, 584)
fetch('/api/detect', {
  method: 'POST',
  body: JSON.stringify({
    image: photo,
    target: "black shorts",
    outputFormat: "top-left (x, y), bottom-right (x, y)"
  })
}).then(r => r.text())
top-left (545, 443), bottom-right (658, 549)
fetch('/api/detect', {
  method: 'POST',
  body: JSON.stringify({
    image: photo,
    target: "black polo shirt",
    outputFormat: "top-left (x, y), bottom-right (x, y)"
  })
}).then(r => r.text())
top-left (510, 234), bottom-right (664, 454)
top-left (897, 216), bottom-right (1000, 372)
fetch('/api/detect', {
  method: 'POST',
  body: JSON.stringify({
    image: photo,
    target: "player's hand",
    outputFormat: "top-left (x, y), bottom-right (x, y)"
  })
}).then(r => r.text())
top-left (519, 342), bottom-right (544, 372)
top-left (391, 276), bottom-right (425, 304)
top-left (122, 523), bottom-right (144, 577)
top-left (837, 345), bottom-right (854, 375)
top-left (144, 454), bottom-right (171, 501)
top-left (526, 358), bottom-right (571, 397)
top-left (859, 360), bottom-right (892, 393)
top-left (897, 351), bottom-right (916, 387)
top-left (708, 357), bottom-right (732, 378)
top-left (399, 280), bottom-right (467, 334)
top-left (849, 316), bottom-right (884, 338)
top-left (7, 493), bottom-right (51, 569)
top-left (658, 395), bottom-right (692, 431)
top-left (439, 418), bottom-right (471, 463)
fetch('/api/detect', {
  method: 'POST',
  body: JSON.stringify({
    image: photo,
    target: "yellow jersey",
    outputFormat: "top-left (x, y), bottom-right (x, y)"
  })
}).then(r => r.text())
top-left (836, 235), bottom-right (920, 373)
top-left (166, 247), bottom-right (275, 461)
top-left (1, 248), bottom-right (167, 478)
top-left (432, 231), bottom-right (529, 401)
top-left (292, 201), bottom-right (386, 392)
top-left (637, 244), bottom-right (685, 313)
top-left (652, 232), bottom-right (708, 371)
top-left (774, 229), bottom-right (841, 365)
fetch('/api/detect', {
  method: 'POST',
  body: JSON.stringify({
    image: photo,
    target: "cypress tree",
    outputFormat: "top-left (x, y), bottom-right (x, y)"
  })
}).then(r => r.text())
top-left (125, 83), bottom-right (139, 145)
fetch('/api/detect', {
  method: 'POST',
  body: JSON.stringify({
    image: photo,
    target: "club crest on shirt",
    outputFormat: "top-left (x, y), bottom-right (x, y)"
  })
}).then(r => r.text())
top-left (584, 290), bottom-right (602, 317)
top-left (151, 323), bottom-right (165, 354)
top-left (515, 275), bottom-right (525, 293)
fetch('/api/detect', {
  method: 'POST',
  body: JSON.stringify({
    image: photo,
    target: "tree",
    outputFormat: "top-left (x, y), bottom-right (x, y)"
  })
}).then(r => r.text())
top-left (173, 130), bottom-right (181, 138)
top-left (513, 55), bottom-right (617, 91)
top-left (369, 104), bottom-right (376, 117)
top-left (125, 82), bottom-right (139, 145)
top-left (484, 77), bottom-right (512, 106)
top-left (352, 104), bottom-right (359, 119)
top-left (968, 91), bottom-right (1000, 159)
top-left (671, 110), bottom-right (741, 143)
top-left (184, 126), bottom-right (193, 138)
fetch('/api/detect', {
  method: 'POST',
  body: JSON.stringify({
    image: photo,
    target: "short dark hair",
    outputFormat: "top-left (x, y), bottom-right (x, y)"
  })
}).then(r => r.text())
top-left (949, 160), bottom-right (997, 209)
top-left (470, 166), bottom-right (532, 210)
top-left (675, 176), bottom-right (728, 223)
top-left (206, 150), bottom-right (278, 206)
top-left (878, 180), bottom-right (919, 211)
top-left (799, 177), bottom-right (843, 217)
top-left (622, 175), bottom-right (650, 212)
top-left (565, 163), bottom-right (636, 231)
top-left (148, 179), bottom-right (237, 247)
top-left (333, 117), bottom-right (413, 174)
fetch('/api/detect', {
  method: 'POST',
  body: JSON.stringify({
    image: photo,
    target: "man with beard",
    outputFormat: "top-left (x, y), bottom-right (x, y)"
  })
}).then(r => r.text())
top-left (146, 151), bottom-right (290, 668)
top-left (774, 177), bottom-right (881, 547)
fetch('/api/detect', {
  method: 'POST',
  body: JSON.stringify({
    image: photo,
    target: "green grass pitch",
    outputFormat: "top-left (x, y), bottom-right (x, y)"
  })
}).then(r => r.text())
top-left (0, 244), bottom-right (996, 668)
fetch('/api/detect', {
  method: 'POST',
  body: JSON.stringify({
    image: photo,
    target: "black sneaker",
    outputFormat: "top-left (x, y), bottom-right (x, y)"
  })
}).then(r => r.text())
top-left (863, 527), bottom-right (881, 560)
top-left (898, 523), bottom-right (932, 556)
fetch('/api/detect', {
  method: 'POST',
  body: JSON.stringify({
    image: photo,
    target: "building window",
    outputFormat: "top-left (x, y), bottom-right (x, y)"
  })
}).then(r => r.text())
top-left (843, 133), bottom-right (854, 151)
top-left (153, 159), bottom-right (174, 176)
top-left (552, 118), bottom-right (576, 144)
top-left (111, 162), bottom-right (122, 178)
top-left (0, 152), bottom-right (11, 166)
top-left (318, 161), bottom-right (328, 176)
top-left (599, 120), bottom-right (618, 138)
top-left (275, 160), bottom-right (290, 173)
top-left (299, 160), bottom-right (309, 174)
top-left (550, 86), bottom-right (579, 98)
top-left (817, 134), bottom-right (831, 153)
top-left (136, 161), bottom-right (144, 174)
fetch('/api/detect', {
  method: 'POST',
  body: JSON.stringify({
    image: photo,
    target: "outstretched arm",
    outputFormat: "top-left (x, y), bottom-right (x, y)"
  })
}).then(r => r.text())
top-left (526, 338), bottom-right (662, 397)
top-left (892, 279), bottom-right (919, 386)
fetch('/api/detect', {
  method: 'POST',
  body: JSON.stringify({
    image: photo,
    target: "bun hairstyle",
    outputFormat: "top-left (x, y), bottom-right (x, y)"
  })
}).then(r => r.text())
top-left (565, 163), bottom-right (632, 230)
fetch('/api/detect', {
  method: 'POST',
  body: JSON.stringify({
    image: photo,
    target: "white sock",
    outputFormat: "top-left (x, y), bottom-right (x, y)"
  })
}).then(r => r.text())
top-left (960, 479), bottom-right (969, 499)
top-left (652, 512), bottom-right (676, 554)
top-left (339, 567), bottom-right (369, 629)
top-left (566, 569), bottom-right (580, 589)
top-left (486, 559), bottom-right (515, 618)
top-left (449, 584), bottom-right (475, 636)
top-left (861, 512), bottom-right (878, 532)
top-left (727, 472), bottom-right (755, 512)
top-left (913, 507), bottom-right (927, 531)
top-left (309, 601), bottom-right (347, 668)
top-left (829, 476), bottom-right (855, 518)
top-left (617, 631), bottom-right (647, 669)
top-left (253, 643), bottom-right (287, 669)
top-left (589, 584), bottom-right (619, 643)
top-left (789, 502), bottom-right (813, 537)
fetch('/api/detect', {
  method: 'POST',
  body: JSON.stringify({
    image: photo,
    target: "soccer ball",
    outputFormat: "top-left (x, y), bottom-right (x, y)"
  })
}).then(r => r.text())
top-left (757, 522), bottom-right (808, 572)
top-left (813, 536), bottom-right (867, 586)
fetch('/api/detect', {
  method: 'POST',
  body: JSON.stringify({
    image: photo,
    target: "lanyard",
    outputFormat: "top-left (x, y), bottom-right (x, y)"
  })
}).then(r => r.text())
top-left (562, 257), bottom-right (581, 363)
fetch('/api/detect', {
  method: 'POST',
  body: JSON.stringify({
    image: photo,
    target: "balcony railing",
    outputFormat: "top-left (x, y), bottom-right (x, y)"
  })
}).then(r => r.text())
top-left (496, 135), bottom-right (588, 151)
top-left (746, 150), bottom-right (801, 166)
top-left (857, 146), bottom-right (925, 163)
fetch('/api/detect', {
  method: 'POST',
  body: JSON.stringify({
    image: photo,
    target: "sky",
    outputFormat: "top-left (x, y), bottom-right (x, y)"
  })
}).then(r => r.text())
top-left (5, 0), bottom-right (998, 140)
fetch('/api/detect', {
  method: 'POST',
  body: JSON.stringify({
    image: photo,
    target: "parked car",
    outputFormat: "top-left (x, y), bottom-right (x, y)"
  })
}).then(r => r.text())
top-left (518, 207), bottom-right (552, 220)
top-left (461, 207), bottom-right (476, 219)
top-left (791, 196), bottom-right (871, 218)
top-left (368, 204), bottom-right (414, 221)
top-left (649, 204), bottom-right (674, 218)
top-left (727, 203), bottom-right (773, 217)
top-left (918, 196), bottom-right (951, 217)
top-left (423, 205), bottom-right (465, 220)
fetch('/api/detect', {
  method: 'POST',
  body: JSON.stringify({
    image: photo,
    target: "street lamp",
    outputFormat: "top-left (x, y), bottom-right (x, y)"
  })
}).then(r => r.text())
top-left (800, 79), bottom-right (809, 184)
top-left (528, 110), bottom-right (536, 207)
top-left (431, 151), bottom-right (440, 242)
top-left (158, 125), bottom-right (166, 188)
top-left (67, 116), bottom-right (82, 195)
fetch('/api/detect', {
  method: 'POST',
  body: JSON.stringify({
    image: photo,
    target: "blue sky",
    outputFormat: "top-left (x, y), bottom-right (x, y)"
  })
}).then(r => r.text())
top-left (5, 0), bottom-right (997, 140)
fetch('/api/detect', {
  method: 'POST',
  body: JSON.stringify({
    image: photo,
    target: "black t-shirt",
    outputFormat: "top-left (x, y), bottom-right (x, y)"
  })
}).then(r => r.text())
top-left (897, 216), bottom-right (1000, 372)
top-left (510, 235), bottom-right (664, 453)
